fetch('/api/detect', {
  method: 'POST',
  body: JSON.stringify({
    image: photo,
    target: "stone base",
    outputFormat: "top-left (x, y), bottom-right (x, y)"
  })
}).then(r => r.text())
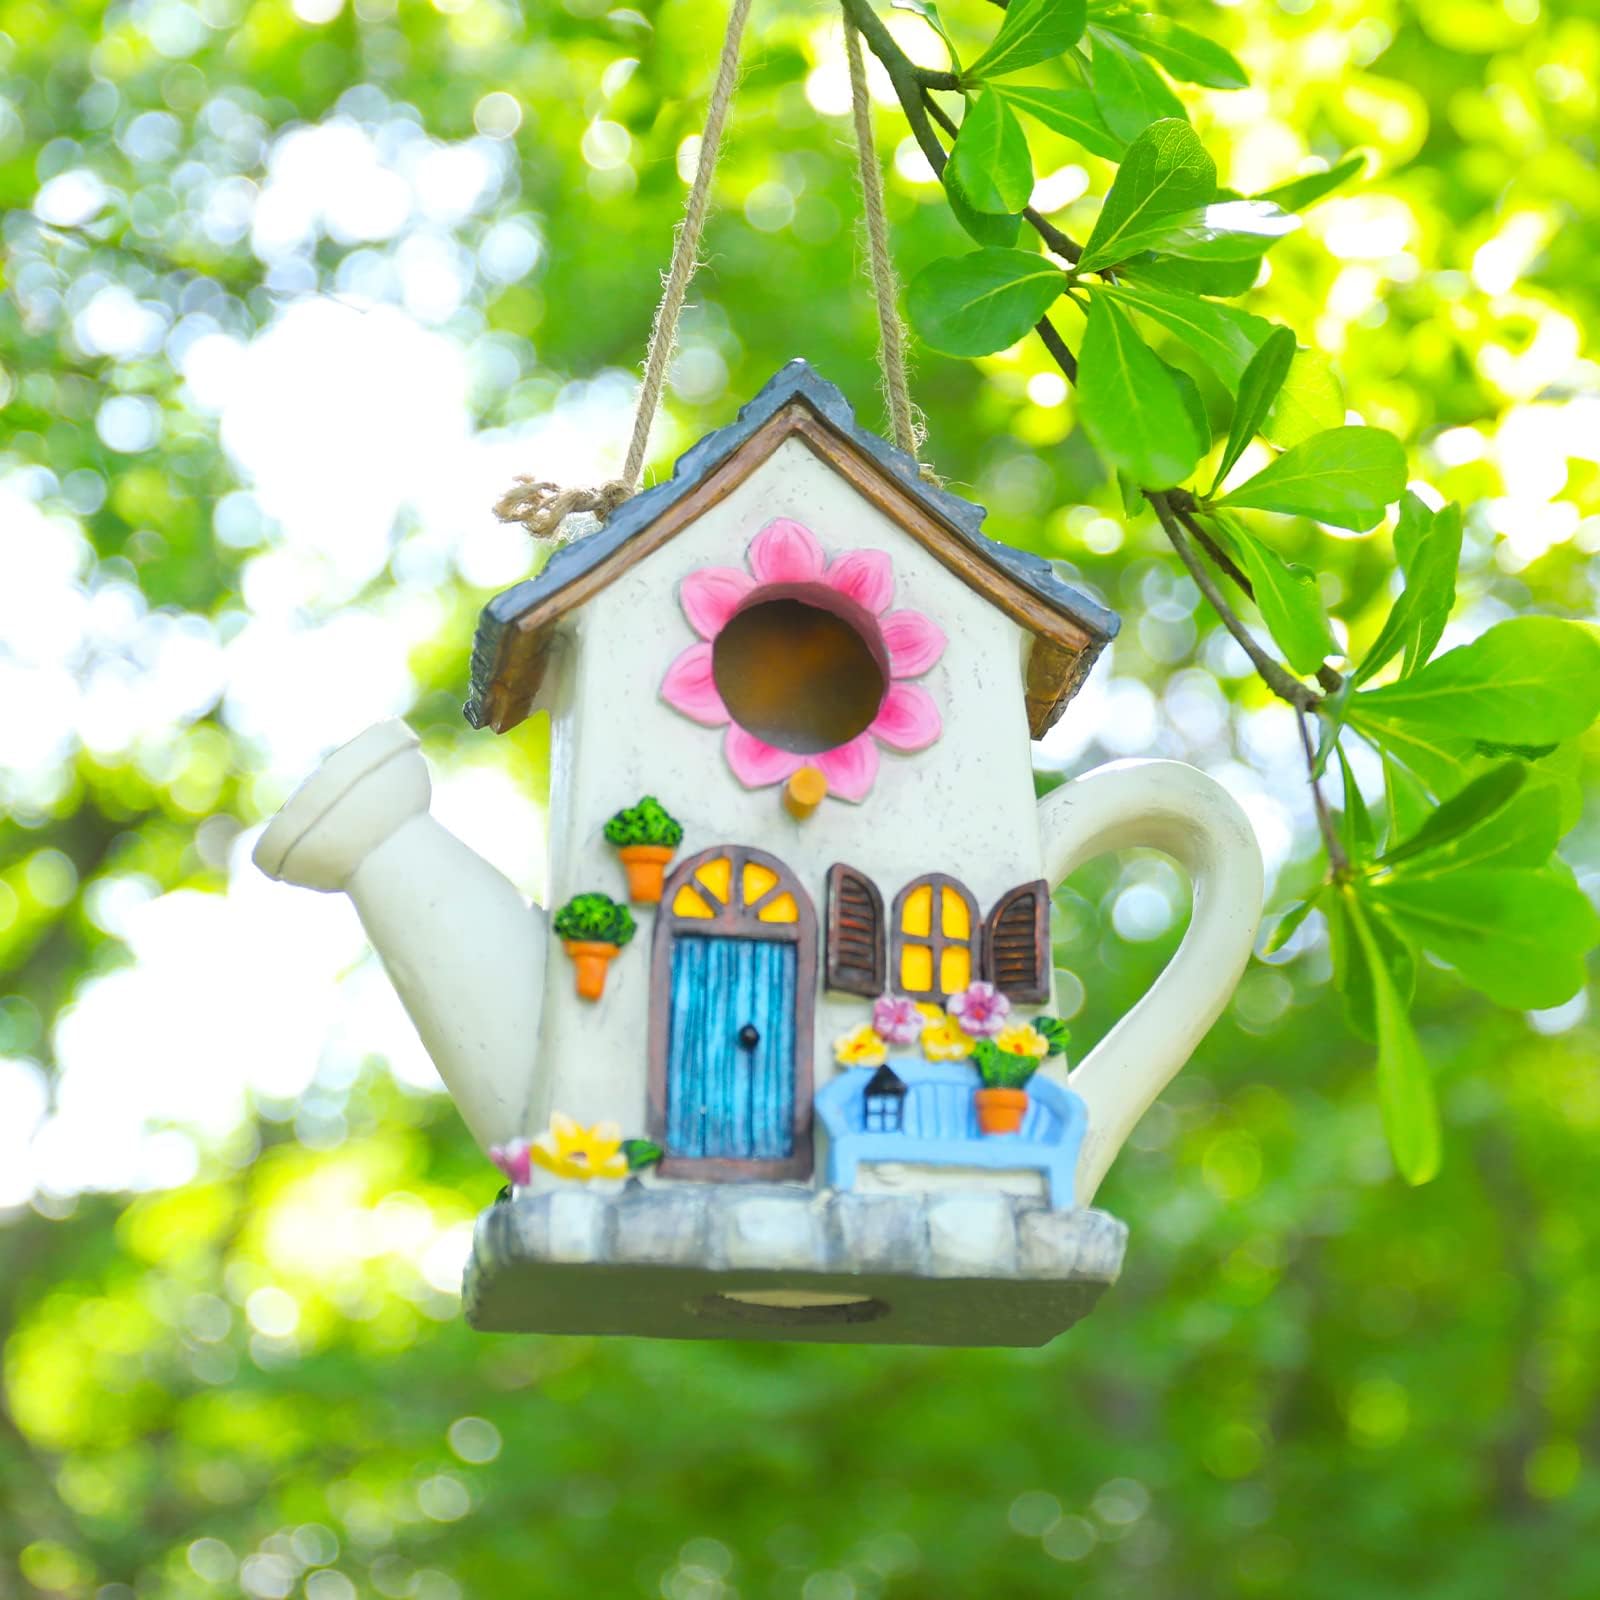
top-left (463, 1184), bottom-right (1128, 1346)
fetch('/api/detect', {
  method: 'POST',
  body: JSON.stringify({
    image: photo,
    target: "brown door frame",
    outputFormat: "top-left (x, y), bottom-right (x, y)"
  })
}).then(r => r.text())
top-left (648, 844), bottom-right (817, 1181)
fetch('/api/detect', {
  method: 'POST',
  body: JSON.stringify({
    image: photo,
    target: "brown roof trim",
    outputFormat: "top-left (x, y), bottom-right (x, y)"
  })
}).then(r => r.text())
top-left (467, 361), bottom-right (1118, 738)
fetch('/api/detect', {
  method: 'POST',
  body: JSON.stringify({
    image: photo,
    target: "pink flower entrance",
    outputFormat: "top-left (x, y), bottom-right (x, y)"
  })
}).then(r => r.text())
top-left (661, 518), bottom-right (947, 802)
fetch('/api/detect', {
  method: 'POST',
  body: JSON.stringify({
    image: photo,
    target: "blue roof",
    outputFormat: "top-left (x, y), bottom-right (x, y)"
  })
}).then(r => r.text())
top-left (466, 359), bottom-right (1120, 735)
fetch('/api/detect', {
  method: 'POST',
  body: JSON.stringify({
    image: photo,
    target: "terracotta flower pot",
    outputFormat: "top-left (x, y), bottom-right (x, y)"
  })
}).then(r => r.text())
top-left (975, 1086), bottom-right (1029, 1135)
top-left (617, 844), bottom-right (676, 904)
top-left (565, 939), bottom-right (618, 1001)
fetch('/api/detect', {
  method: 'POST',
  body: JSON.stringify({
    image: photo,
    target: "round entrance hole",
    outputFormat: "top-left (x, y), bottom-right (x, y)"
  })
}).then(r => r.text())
top-left (712, 596), bottom-right (887, 755)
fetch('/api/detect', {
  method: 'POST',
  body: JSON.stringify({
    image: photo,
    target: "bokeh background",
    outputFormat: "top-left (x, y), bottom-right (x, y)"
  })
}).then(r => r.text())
top-left (3, 0), bottom-right (1599, 1595)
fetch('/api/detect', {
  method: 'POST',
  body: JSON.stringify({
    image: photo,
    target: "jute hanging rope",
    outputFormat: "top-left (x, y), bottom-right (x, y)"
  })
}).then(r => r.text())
top-left (496, 0), bottom-right (930, 541)
top-left (494, 0), bottom-right (755, 540)
top-left (842, 13), bottom-right (924, 463)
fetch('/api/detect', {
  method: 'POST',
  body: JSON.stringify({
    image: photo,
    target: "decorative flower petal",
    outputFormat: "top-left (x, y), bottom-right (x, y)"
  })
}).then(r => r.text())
top-left (680, 566), bottom-right (755, 639)
top-left (724, 725), bottom-right (806, 789)
top-left (872, 995), bottom-right (924, 1045)
top-left (815, 733), bottom-right (880, 803)
top-left (825, 548), bottom-right (894, 615)
top-left (947, 981), bottom-right (1010, 1037)
top-left (489, 1140), bottom-right (532, 1186)
top-left (870, 682), bottom-right (942, 752)
top-left (661, 643), bottom-right (729, 725)
top-left (748, 518), bottom-right (825, 585)
top-left (881, 610), bottom-right (947, 678)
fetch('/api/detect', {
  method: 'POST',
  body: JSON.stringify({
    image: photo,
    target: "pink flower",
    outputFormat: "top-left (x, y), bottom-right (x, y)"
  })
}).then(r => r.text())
top-left (947, 981), bottom-right (1011, 1038)
top-left (660, 518), bottom-right (946, 803)
top-left (489, 1139), bottom-right (533, 1186)
top-left (872, 994), bottom-right (925, 1045)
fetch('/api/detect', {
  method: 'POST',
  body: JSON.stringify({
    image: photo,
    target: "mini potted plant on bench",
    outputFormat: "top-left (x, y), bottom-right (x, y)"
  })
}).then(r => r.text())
top-left (971, 1016), bottom-right (1070, 1135)
top-left (603, 795), bottom-right (684, 904)
top-left (553, 892), bottom-right (636, 1000)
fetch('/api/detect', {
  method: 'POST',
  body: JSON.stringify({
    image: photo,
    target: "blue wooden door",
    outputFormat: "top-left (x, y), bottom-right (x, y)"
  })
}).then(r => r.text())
top-left (665, 936), bottom-right (796, 1161)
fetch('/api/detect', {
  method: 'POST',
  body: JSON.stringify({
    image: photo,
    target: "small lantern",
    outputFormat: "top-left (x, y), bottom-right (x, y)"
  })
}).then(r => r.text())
top-left (863, 1064), bottom-right (908, 1134)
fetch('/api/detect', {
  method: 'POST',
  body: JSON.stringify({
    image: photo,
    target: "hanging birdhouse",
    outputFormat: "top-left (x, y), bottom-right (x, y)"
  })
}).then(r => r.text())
top-left (254, 361), bottom-right (1263, 1347)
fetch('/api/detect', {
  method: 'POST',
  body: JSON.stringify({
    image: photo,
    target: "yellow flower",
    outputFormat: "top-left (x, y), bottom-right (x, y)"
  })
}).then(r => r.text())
top-left (834, 1024), bottom-right (888, 1067)
top-left (530, 1112), bottom-right (629, 1181)
top-left (920, 1014), bottom-right (975, 1061)
top-left (995, 1022), bottom-right (1050, 1060)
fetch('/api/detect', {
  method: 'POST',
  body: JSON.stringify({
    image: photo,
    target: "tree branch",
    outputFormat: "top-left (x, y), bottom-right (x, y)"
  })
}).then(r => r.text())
top-left (841, 0), bottom-right (950, 176)
top-left (1148, 492), bottom-right (1319, 710)
top-left (1297, 707), bottom-right (1349, 875)
top-left (844, 0), bottom-right (1333, 722)
top-left (1169, 491), bottom-right (1345, 694)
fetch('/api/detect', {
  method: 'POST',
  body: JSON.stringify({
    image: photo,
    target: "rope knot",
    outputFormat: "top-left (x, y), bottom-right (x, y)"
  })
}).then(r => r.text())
top-left (493, 477), bottom-right (632, 542)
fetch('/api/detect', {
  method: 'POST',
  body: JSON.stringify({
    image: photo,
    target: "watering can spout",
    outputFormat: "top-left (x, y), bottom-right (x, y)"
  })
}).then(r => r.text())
top-left (252, 719), bottom-right (544, 1154)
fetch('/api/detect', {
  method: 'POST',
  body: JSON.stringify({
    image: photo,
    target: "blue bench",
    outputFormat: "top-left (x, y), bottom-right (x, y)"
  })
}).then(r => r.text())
top-left (814, 1061), bottom-right (1088, 1210)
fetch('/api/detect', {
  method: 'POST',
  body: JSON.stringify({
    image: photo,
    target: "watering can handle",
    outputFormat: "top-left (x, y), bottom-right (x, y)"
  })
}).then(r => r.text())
top-left (1037, 759), bottom-right (1264, 1206)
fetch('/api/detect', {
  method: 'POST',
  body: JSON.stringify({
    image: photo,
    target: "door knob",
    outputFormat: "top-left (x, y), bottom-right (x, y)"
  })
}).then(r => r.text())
top-left (738, 1023), bottom-right (760, 1050)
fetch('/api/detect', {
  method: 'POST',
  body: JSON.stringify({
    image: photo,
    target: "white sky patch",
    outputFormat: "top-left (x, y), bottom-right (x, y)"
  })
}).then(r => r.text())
top-left (220, 297), bottom-right (471, 594)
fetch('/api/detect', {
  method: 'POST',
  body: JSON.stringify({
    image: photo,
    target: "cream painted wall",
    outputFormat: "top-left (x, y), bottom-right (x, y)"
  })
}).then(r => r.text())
top-left (523, 435), bottom-right (1062, 1175)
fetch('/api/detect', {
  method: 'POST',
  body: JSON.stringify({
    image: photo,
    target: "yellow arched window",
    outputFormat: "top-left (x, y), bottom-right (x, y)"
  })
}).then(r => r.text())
top-left (891, 875), bottom-right (979, 1000)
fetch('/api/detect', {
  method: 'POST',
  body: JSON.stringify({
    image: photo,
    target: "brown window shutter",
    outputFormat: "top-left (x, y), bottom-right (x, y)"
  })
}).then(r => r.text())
top-left (983, 880), bottom-right (1050, 1003)
top-left (825, 864), bottom-right (885, 996)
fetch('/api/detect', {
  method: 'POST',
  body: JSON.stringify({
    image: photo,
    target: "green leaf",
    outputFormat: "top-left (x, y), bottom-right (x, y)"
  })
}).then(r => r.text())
top-left (1263, 348), bottom-right (1344, 448)
top-left (1329, 887), bottom-right (1416, 1045)
top-left (1077, 293), bottom-right (1207, 487)
top-left (945, 88), bottom-right (1035, 216)
top-left (1344, 893), bottom-right (1440, 1185)
top-left (1211, 325), bottom-right (1296, 492)
top-left (1213, 426), bottom-right (1407, 531)
top-left (1337, 744), bottom-right (1376, 862)
top-left (1348, 710), bottom-right (1473, 798)
top-left (622, 1139), bottom-right (663, 1171)
top-left (945, 182), bottom-right (1023, 246)
top-left (907, 248), bottom-right (1067, 356)
top-left (1162, 355), bottom-right (1211, 453)
top-left (1098, 281), bottom-right (1274, 389)
top-left (1097, 13), bottom-right (1249, 89)
top-left (1383, 753), bottom-right (1432, 845)
top-left (1107, 199), bottom-right (1300, 262)
top-left (996, 83), bottom-right (1125, 162)
top-left (1228, 523), bottom-right (1337, 675)
top-left (1396, 775), bottom-right (1560, 875)
top-left (1353, 496), bottom-right (1463, 685)
top-left (1372, 869), bottom-right (1600, 1011)
top-left (1379, 762), bottom-right (1528, 870)
top-left (1353, 616), bottom-right (1600, 747)
top-left (1087, 25), bottom-right (1186, 144)
top-left (1120, 255), bottom-right (1260, 297)
top-left (1263, 893), bottom-right (1319, 955)
top-left (1079, 119), bottom-right (1215, 271)
top-left (966, 0), bottom-right (1087, 81)
top-left (1253, 153), bottom-right (1366, 213)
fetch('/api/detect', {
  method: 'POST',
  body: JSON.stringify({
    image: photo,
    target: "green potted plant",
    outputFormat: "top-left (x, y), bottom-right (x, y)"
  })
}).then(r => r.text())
top-left (972, 1017), bottom-right (1070, 1135)
top-left (603, 796), bottom-right (684, 904)
top-left (553, 892), bottom-right (636, 1000)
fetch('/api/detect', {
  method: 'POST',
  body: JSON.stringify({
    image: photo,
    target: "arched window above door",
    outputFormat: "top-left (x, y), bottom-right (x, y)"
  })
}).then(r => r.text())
top-left (891, 874), bottom-right (979, 1001)
top-left (669, 852), bottom-right (801, 926)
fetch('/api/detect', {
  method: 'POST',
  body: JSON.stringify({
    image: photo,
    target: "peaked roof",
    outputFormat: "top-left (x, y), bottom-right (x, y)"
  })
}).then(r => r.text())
top-left (465, 360), bottom-right (1120, 738)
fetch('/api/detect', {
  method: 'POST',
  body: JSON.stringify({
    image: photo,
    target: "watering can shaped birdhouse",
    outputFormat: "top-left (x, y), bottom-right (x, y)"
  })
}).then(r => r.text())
top-left (254, 361), bottom-right (1264, 1347)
